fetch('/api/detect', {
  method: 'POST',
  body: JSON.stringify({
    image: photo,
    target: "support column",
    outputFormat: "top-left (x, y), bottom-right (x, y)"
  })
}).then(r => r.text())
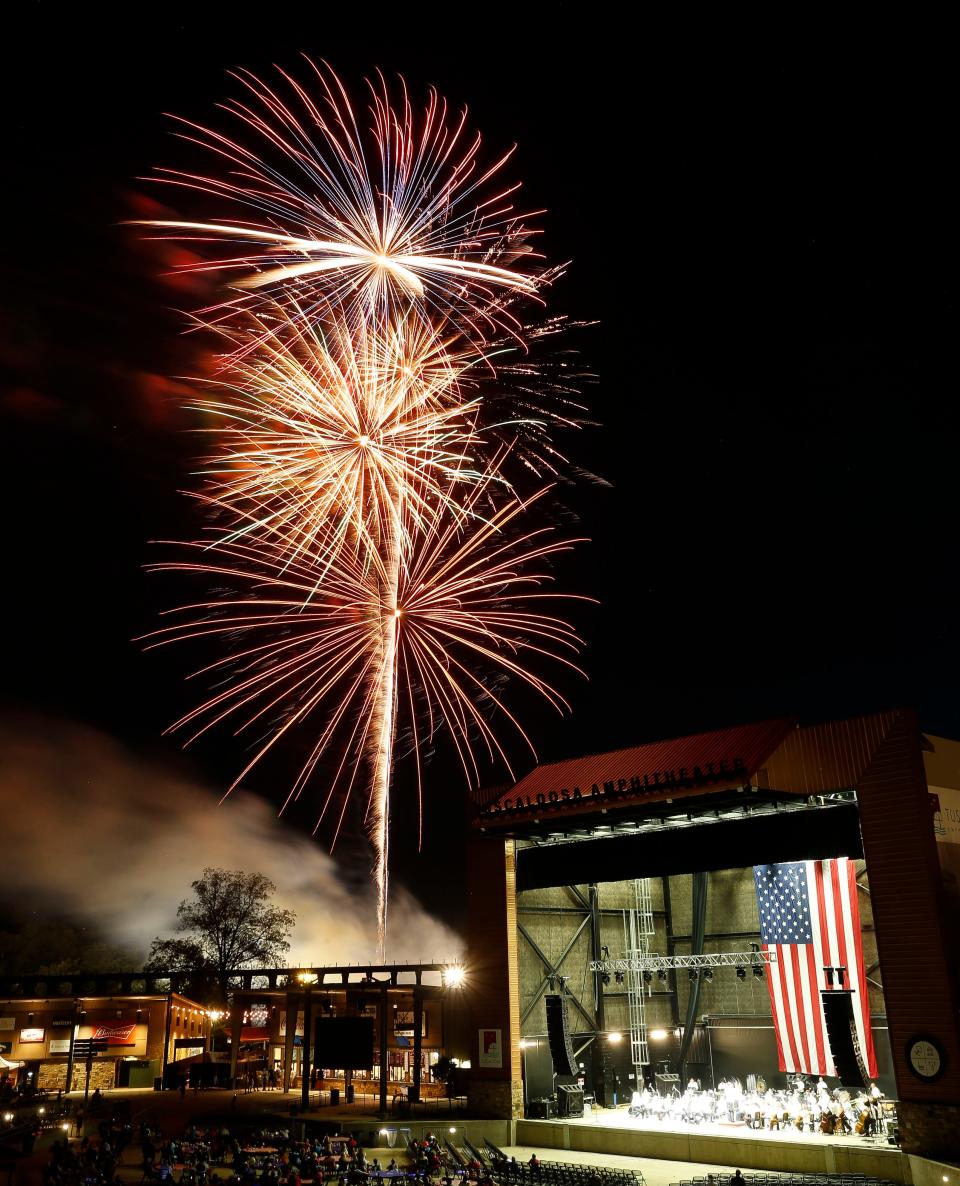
top-left (229, 995), bottom-right (243, 1088)
top-left (283, 992), bottom-right (297, 1093)
top-left (464, 834), bottom-right (523, 1117)
top-left (588, 883), bottom-right (607, 1106)
top-left (301, 987), bottom-right (313, 1113)
top-left (378, 986), bottom-right (389, 1115)
top-left (411, 988), bottom-right (423, 1103)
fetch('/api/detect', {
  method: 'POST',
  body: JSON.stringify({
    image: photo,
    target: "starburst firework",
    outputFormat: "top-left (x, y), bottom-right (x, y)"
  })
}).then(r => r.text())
top-left (139, 61), bottom-right (590, 951)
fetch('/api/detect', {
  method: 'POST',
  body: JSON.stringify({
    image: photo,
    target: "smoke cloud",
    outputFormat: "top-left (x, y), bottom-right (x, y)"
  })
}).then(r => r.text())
top-left (0, 715), bottom-right (463, 965)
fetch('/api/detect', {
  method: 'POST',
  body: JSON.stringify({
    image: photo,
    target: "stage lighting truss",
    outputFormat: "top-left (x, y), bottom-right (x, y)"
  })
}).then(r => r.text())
top-left (589, 949), bottom-right (773, 975)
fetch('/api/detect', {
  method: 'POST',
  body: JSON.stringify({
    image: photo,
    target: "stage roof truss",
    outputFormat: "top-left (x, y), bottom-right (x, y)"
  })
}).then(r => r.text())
top-left (590, 950), bottom-right (773, 973)
top-left (515, 788), bottom-right (857, 846)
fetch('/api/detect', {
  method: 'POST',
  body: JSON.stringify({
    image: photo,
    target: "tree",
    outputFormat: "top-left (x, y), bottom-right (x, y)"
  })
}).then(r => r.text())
top-left (145, 868), bottom-right (295, 992)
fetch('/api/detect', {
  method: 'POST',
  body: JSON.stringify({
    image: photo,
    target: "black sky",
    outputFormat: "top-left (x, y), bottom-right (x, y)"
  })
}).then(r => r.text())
top-left (3, 10), bottom-right (957, 928)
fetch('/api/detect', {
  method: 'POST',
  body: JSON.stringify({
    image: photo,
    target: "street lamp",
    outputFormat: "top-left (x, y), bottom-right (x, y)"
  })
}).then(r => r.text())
top-left (297, 972), bottom-right (319, 1113)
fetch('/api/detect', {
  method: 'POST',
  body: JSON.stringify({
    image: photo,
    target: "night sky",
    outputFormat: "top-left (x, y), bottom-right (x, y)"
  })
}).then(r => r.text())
top-left (3, 11), bottom-right (957, 932)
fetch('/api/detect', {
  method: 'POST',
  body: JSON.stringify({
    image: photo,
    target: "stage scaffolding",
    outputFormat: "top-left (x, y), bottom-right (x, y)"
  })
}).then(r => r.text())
top-left (624, 878), bottom-right (656, 1083)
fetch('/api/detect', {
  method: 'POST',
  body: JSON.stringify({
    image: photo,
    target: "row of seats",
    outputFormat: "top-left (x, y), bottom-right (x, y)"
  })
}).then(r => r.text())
top-left (671, 1176), bottom-right (900, 1186)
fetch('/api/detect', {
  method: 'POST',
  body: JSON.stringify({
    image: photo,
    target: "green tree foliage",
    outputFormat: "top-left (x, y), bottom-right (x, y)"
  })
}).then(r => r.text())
top-left (145, 868), bottom-right (295, 991)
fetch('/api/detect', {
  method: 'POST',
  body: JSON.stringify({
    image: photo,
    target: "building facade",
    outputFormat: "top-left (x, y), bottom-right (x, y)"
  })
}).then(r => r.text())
top-left (463, 709), bottom-right (960, 1160)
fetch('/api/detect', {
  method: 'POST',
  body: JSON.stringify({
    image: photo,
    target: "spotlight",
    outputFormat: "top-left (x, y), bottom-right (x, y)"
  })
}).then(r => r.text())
top-left (607, 1031), bottom-right (623, 1044)
top-left (642, 970), bottom-right (653, 985)
top-left (443, 966), bottom-right (466, 989)
top-left (703, 969), bottom-right (713, 982)
top-left (614, 971), bottom-right (625, 985)
top-left (601, 945), bottom-right (610, 958)
top-left (601, 972), bottom-right (611, 986)
top-left (649, 1029), bottom-right (668, 1041)
top-left (736, 967), bottom-right (746, 982)
top-left (688, 969), bottom-right (698, 982)
top-left (657, 969), bottom-right (668, 983)
top-left (753, 965), bottom-right (764, 981)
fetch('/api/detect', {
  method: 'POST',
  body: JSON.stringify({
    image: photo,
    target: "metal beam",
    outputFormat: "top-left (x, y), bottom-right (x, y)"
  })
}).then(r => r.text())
top-left (519, 919), bottom-right (596, 1030)
top-left (590, 950), bottom-right (772, 973)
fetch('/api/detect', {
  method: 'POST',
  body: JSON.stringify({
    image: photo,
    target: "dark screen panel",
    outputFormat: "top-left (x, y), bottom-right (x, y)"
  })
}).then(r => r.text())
top-left (516, 805), bottom-right (863, 890)
top-left (314, 1016), bottom-right (375, 1071)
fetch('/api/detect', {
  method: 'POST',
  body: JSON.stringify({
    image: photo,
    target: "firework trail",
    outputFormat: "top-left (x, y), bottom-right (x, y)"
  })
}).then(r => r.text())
top-left (139, 61), bottom-right (589, 950)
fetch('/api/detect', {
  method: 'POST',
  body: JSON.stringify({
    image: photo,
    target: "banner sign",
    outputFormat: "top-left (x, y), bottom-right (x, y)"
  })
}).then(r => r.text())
top-left (49, 1040), bottom-right (71, 1054)
top-left (478, 1028), bottom-right (502, 1068)
top-left (20, 1029), bottom-right (45, 1043)
top-left (91, 1022), bottom-right (137, 1045)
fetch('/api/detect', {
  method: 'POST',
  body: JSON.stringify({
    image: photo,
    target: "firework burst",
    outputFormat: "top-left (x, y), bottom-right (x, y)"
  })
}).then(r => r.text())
top-left (133, 59), bottom-right (554, 349)
top-left (139, 62), bottom-right (591, 951)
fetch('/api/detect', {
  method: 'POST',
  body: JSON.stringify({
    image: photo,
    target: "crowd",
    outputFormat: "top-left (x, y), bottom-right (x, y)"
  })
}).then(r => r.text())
top-left (38, 1120), bottom-right (474, 1186)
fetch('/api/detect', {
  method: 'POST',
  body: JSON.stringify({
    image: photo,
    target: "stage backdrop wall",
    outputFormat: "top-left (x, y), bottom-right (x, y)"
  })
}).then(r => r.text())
top-left (706, 1017), bottom-right (896, 1098)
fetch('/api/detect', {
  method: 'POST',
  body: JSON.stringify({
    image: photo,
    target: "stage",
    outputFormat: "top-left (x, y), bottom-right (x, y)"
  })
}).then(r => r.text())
top-left (516, 1107), bottom-right (909, 1183)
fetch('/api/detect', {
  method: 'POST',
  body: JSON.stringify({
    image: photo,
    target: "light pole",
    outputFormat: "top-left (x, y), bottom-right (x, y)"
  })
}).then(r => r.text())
top-left (297, 972), bottom-right (318, 1113)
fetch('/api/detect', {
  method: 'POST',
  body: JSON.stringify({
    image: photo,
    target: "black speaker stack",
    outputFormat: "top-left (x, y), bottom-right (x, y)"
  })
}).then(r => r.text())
top-left (556, 1084), bottom-right (584, 1118)
top-left (544, 993), bottom-right (578, 1077)
top-left (527, 1097), bottom-right (554, 1119)
top-left (820, 990), bottom-right (868, 1088)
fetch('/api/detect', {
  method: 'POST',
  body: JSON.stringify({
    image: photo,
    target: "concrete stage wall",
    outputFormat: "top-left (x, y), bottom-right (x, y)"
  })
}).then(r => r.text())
top-left (516, 1118), bottom-right (909, 1182)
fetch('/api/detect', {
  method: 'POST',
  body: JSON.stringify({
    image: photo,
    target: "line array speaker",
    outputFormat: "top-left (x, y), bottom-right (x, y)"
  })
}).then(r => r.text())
top-left (544, 993), bottom-right (578, 1077)
top-left (820, 990), bottom-right (868, 1088)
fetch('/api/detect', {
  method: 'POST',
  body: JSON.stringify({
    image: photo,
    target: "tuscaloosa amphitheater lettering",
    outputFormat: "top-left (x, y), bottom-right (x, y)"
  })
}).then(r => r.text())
top-left (484, 757), bottom-right (748, 816)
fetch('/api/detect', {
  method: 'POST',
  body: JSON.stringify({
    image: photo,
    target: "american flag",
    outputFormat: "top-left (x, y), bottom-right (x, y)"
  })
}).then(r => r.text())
top-left (753, 859), bottom-right (877, 1078)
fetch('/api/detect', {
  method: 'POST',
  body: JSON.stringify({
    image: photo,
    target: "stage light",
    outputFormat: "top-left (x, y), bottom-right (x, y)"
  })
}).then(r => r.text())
top-left (642, 971), bottom-right (653, 985)
top-left (607, 1031), bottom-right (623, 1044)
top-left (736, 967), bottom-right (746, 981)
top-left (443, 966), bottom-right (466, 988)
top-left (449, 1128), bottom-right (456, 1134)
top-left (703, 969), bottom-right (713, 982)
top-left (753, 965), bottom-right (764, 981)
top-left (688, 969), bottom-right (698, 982)
top-left (601, 972), bottom-right (611, 986)
top-left (519, 1039), bottom-right (531, 1049)
top-left (614, 971), bottom-right (625, 985)
top-left (649, 1029), bottom-right (668, 1041)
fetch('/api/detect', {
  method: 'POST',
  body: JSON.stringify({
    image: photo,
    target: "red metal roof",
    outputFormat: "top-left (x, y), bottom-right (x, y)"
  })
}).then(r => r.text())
top-left (479, 717), bottom-right (797, 826)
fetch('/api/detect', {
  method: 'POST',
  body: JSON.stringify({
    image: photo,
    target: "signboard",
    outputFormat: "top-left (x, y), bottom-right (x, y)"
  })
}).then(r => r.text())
top-left (20, 1029), bottom-right (45, 1044)
top-left (478, 1028), bottom-right (502, 1068)
top-left (0, 1018), bottom-right (14, 1031)
top-left (49, 1040), bottom-right (71, 1055)
top-left (90, 1022), bottom-right (136, 1045)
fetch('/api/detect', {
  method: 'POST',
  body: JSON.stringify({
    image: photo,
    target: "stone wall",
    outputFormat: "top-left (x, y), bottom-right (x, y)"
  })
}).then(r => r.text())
top-left (467, 1075), bottom-right (522, 1118)
top-left (897, 1099), bottom-right (960, 1159)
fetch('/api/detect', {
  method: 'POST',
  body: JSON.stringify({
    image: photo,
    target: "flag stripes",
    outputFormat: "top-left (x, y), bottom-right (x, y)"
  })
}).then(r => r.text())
top-left (754, 858), bottom-right (877, 1079)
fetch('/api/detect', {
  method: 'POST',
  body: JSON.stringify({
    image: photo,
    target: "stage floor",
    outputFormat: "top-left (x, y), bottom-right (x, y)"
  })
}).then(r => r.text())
top-left (566, 1104), bottom-right (892, 1149)
top-left (517, 1107), bottom-right (904, 1183)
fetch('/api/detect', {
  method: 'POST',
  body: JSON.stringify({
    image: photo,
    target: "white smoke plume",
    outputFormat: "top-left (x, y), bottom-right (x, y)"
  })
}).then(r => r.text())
top-left (0, 715), bottom-right (463, 965)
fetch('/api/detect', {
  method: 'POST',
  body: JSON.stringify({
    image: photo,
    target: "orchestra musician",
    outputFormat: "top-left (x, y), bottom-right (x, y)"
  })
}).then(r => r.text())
top-left (620, 1075), bottom-right (892, 1143)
